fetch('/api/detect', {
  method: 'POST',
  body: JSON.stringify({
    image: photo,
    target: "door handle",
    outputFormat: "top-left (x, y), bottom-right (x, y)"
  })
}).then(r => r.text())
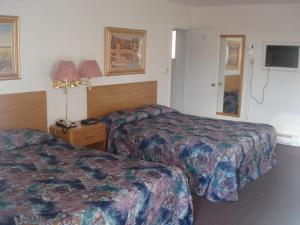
top-left (218, 82), bottom-right (223, 86)
top-left (211, 83), bottom-right (216, 87)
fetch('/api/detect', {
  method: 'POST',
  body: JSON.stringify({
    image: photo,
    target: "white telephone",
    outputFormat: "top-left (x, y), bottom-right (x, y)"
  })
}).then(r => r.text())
top-left (56, 119), bottom-right (77, 128)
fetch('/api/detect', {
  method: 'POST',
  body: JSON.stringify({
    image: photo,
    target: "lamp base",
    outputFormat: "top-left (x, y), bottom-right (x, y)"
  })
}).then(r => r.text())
top-left (52, 80), bottom-right (81, 89)
top-left (52, 80), bottom-right (81, 122)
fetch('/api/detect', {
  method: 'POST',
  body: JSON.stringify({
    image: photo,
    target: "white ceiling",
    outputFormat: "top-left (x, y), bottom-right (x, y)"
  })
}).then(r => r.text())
top-left (166, 0), bottom-right (300, 6)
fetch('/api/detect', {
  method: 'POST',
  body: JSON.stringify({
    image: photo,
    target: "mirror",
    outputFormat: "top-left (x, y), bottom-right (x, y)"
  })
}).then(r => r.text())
top-left (217, 35), bottom-right (245, 117)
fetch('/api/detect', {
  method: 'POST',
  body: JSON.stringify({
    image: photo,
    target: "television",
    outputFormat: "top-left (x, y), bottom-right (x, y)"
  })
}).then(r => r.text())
top-left (263, 42), bottom-right (300, 72)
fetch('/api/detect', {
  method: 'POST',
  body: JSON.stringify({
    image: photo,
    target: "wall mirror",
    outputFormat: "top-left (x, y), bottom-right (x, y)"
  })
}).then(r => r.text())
top-left (217, 35), bottom-right (245, 117)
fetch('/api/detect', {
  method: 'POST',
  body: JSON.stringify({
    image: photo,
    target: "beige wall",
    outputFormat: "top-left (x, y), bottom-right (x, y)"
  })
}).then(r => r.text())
top-left (192, 4), bottom-right (300, 144)
top-left (0, 0), bottom-right (193, 125)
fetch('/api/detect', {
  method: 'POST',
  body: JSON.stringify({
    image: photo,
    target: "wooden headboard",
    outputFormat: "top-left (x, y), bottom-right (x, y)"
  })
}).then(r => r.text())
top-left (0, 91), bottom-right (47, 131)
top-left (87, 81), bottom-right (157, 118)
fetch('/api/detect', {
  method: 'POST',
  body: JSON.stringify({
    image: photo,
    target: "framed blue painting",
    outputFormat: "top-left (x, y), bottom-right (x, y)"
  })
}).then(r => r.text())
top-left (0, 16), bottom-right (20, 80)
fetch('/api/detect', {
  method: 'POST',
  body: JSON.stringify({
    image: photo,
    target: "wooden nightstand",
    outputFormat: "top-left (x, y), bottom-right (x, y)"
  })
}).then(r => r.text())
top-left (49, 122), bottom-right (107, 151)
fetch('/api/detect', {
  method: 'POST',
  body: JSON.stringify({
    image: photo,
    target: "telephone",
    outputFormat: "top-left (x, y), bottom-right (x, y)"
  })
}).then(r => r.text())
top-left (56, 119), bottom-right (77, 129)
top-left (81, 118), bottom-right (98, 125)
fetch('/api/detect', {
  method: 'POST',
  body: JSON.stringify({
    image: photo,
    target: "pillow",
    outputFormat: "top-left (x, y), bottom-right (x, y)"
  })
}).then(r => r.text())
top-left (99, 108), bottom-right (149, 127)
top-left (0, 129), bottom-right (55, 151)
top-left (100, 104), bottom-right (177, 128)
top-left (141, 105), bottom-right (177, 117)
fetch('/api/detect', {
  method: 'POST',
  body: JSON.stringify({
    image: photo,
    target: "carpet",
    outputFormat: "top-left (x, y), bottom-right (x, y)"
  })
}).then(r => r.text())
top-left (193, 144), bottom-right (300, 225)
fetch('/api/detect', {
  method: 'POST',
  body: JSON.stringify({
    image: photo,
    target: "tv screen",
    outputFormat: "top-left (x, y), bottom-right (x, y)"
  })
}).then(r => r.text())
top-left (265, 45), bottom-right (299, 68)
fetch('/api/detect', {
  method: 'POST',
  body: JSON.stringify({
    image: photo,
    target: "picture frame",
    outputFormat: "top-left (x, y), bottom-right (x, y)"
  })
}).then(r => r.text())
top-left (225, 40), bottom-right (242, 70)
top-left (105, 27), bottom-right (146, 76)
top-left (0, 15), bottom-right (20, 80)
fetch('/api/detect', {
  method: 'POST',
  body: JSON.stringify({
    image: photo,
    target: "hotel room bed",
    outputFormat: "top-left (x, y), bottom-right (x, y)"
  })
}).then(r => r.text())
top-left (0, 129), bottom-right (193, 225)
top-left (100, 105), bottom-right (277, 202)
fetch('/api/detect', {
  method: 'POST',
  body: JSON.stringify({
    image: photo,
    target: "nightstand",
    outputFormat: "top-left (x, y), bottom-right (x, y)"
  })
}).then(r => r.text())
top-left (49, 122), bottom-right (107, 151)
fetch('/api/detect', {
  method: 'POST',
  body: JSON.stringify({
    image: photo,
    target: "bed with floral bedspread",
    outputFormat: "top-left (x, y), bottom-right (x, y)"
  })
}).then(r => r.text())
top-left (101, 105), bottom-right (277, 202)
top-left (0, 129), bottom-right (193, 225)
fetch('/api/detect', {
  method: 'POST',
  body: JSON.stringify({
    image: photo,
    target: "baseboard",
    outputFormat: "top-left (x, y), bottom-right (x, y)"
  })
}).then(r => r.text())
top-left (277, 133), bottom-right (300, 147)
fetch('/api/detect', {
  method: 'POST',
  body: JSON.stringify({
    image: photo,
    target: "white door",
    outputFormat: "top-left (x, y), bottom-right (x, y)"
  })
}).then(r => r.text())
top-left (217, 37), bottom-right (226, 112)
top-left (183, 29), bottom-right (220, 117)
top-left (171, 29), bottom-right (186, 112)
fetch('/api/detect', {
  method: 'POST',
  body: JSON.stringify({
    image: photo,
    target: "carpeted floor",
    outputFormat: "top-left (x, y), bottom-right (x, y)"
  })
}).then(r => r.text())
top-left (193, 144), bottom-right (300, 225)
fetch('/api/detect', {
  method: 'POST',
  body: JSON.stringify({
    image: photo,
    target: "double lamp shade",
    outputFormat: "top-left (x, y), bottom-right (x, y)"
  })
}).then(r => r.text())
top-left (52, 60), bottom-right (102, 89)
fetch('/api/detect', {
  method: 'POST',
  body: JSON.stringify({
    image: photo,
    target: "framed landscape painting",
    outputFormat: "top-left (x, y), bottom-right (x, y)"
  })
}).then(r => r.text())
top-left (225, 40), bottom-right (242, 70)
top-left (105, 27), bottom-right (146, 76)
top-left (0, 15), bottom-right (20, 80)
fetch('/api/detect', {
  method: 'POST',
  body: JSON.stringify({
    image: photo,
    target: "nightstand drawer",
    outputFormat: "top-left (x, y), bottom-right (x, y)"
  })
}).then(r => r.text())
top-left (72, 127), bottom-right (106, 146)
top-left (50, 123), bottom-right (107, 151)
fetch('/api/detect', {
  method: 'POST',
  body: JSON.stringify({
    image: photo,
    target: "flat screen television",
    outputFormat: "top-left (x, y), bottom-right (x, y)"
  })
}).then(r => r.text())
top-left (263, 42), bottom-right (300, 72)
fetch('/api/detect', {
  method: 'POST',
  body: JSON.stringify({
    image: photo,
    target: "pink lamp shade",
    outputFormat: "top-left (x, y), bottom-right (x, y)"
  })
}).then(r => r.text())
top-left (79, 60), bottom-right (103, 78)
top-left (53, 61), bottom-right (79, 81)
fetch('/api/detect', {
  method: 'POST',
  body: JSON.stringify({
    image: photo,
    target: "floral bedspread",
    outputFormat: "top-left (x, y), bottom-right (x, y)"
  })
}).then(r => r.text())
top-left (0, 129), bottom-right (193, 225)
top-left (101, 105), bottom-right (277, 202)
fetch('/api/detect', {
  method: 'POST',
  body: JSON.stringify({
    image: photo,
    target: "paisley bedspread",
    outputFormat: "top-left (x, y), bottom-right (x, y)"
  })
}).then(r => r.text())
top-left (0, 129), bottom-right (193, 225)
top-left (101, 105), bottom-right (277, 202)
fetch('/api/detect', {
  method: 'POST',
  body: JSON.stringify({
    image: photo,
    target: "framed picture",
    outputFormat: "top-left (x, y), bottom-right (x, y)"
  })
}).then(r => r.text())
top-left (0, 15), bottom-right (20, 80)
top-left (105, 27), bottom-right (146, 76)
top-left (225, 40), bottom-right (242, 70)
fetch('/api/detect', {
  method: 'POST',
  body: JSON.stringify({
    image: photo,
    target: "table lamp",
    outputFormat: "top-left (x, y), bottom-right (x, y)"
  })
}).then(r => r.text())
top-left (79, 60), bottom-right (102, 91)
top-left (52, 61), bottom-right (81, 121)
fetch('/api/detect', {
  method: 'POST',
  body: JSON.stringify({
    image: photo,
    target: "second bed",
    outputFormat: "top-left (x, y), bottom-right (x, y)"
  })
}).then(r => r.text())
top-left (100, 105), bottom-right (277, 202)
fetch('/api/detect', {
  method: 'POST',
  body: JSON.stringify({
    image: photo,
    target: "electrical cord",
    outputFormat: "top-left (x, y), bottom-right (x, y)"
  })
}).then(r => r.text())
top-left (250, 63), bottom-right (271, 105)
